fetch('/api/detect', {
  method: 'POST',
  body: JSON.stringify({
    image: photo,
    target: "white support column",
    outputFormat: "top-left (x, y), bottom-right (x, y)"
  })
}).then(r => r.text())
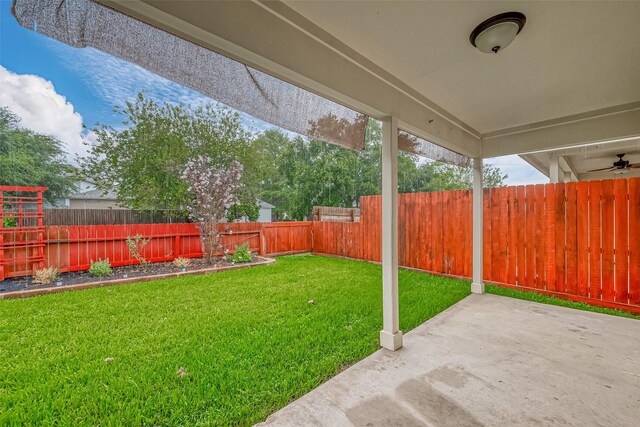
top-left (549, 153), bottom-right (560, 183)
top-left (380, 116), bottom-right (402, 351)
top-left (472, 157), bottom-right (485, 294)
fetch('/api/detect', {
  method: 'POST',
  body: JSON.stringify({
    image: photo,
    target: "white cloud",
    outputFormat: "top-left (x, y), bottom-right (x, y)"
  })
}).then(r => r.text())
top-left (59, 47), bottom-right (210, 109)
top-left (52, 45), bottom-right (268, 133)
top-left (485, 155), bottom-right (548, 185)
top-left (0, 65), bottom-right (88, 159)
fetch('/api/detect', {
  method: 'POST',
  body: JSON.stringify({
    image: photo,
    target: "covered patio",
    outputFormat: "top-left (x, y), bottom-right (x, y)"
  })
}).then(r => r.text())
top-left (15, 0), bottom-right (640, 349)
top-left (11, 0), bottom-right (640, 424)
top-left (260, 294), bottom-right (640, 426)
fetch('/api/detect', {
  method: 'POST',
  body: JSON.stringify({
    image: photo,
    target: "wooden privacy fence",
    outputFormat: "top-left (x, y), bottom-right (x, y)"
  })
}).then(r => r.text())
top-left (3, 178), bottom-right (639, 313)
top-left (43, 208), bottom-right (189, 226)
top-left (2, 222), bottom-right (313, 279)
top-left (313, 192), bottom-right (472, 276)
top-left (313, 178), bottom-right (640, 313)
top-left (261, 222), bottom-right (313, 256)
top-left (482, 179), bottom-right (640, 311)
top-left (311, 206), bottom-right (360, 222)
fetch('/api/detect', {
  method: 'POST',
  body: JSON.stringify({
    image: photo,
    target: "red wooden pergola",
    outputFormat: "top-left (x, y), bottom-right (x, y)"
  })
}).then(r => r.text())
top-left (0, 186), bottom-right (48, 281)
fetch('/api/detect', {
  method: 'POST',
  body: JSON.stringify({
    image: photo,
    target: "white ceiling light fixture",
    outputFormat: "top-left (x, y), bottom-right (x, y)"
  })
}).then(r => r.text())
top-left (470, 12), bottom-right (526, 54)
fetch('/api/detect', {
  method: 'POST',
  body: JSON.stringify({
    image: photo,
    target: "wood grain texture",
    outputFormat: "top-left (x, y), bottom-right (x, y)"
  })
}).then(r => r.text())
top-left (4, 181), bottom-right (640, 313)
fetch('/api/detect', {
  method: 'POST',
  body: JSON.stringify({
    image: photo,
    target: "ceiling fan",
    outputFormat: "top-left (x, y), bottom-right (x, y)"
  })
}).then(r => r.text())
top-left (586, 153), bottom-right (640, 173)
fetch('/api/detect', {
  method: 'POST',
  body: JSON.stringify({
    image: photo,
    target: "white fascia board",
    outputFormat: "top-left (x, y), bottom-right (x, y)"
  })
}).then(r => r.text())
top-left (482, 102), bottom-right (640, 158)
top-left (100, 0), bottom-right (482, 157)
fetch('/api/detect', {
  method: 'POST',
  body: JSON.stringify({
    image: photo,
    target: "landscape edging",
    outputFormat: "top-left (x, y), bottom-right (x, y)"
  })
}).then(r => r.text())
top-left (0, 257), bottom-right (276, 300)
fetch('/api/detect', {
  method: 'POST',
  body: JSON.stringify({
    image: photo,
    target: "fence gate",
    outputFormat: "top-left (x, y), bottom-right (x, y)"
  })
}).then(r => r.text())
top-left (0, 186), bottom-right (47, 281)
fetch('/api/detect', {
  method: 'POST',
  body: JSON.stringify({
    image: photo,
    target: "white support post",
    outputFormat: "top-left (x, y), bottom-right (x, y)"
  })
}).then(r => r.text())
top-left (380, 116), bottom-right (402, 351)
top-left (471, 157), bottom-right (485, 294)
top-left (549, 153), bottom-right (560, 183)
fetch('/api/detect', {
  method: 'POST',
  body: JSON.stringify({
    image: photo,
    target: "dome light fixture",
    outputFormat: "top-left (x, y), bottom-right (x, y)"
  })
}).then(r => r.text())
top-left (470, 12), bottom-right (526, 54)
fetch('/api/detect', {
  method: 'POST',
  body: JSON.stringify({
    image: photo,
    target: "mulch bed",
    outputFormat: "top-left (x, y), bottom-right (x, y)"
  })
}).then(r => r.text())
top-left (0, 256), bottom-right (269, 296)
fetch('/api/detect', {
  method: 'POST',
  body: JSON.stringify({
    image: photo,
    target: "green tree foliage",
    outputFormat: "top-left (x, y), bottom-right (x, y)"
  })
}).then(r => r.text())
top-left (227, 202), bottom-right (259, 222)
top-left (80, 96), bottom-right (507, 221)
top-left (79, 93), bottom-right (256, 212)
top-left (250, 129), bottom-right (296, 220)
top-left (429, 161), bottom-right (507, 190)
top-left (256, 120), bottom-right (507, 220)
top-left (0, 107), bottom-right (75, 204)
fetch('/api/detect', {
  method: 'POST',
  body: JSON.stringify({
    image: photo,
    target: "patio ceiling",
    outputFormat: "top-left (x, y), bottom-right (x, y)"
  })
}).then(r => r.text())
top-left (521, 141), bottom-right (640, 182)
top-left (100, 0), bottom-right (640, 159)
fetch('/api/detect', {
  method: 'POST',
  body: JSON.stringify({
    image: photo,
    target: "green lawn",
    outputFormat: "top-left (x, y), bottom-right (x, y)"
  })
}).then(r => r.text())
top-left (0, 255), bottom-right (470, 426)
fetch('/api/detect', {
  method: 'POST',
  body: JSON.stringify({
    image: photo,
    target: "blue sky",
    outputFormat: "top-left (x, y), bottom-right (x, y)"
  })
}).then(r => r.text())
top-left (0, 1), bottom-right (545, 184)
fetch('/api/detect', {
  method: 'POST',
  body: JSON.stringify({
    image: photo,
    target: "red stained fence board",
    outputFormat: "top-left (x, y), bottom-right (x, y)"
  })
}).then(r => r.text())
top-left (3, 179), bottom-right (640, 314)
top-left (311, 179), bottom-right (640, 314)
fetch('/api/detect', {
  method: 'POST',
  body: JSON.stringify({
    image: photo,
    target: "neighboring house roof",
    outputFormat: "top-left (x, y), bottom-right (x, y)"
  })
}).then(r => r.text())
top-left (257, 199), bottom-right (275, 209)
top-left (68, 189), bottom-right (118, 201)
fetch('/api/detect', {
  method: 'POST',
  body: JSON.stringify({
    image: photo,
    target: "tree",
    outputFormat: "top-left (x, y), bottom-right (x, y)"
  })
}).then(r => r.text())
top-left (428, 162), bottom-right (507, 190)
top-left (253, 119), bottom-right (507, 220)
top-left (0, 107), bottom-right (75, 204)
top-left (227, 202), bottom-right (259, 222)
top-left (80, 94), bottom-right (507, 220)
top-left (250, 129), bottom-right (297, 220)
top-left (254, 120), bottom-right (415, 219)
top-left (182, 156), bottom-right (243, 263)
top-left (79, 93), bottom-right (255, 213)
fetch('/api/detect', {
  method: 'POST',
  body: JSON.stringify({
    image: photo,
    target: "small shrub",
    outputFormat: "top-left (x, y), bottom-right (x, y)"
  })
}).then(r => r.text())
top-left (173, 257), bottom-right (191, 269)
top-left (227, 243), bottom-right (253, 263)
top-left (89, 259), bottom-right (112, 277)
top-left (126, 234), bottom-right (151, 266)
top-left (33, 267), bottom-right (59, 284)
top-left (2, 217), bottom-right (17, 228)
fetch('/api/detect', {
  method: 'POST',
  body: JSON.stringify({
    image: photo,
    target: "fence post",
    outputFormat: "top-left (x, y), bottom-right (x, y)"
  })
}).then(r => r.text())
top-left (37, 189), bottom-right (45, 270)
top-left (259, 223), bottom-right (265, 256)
top-left (174, 234), bottom-right (181, 259)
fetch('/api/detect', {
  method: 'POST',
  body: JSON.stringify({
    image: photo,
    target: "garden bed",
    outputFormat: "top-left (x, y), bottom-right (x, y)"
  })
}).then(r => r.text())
top-left (0, 256), bottom-right (274, 299)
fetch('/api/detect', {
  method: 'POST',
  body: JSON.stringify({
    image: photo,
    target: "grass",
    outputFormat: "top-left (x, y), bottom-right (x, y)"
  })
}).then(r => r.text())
top-left (0, 255), bottom-right (470, 426)
top-left (486, 285), bottom-right (640, 320)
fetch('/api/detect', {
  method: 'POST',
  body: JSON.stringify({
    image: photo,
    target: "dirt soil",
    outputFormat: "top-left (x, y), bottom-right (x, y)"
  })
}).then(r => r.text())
top-left (0, 256), bottom-right (259, 294)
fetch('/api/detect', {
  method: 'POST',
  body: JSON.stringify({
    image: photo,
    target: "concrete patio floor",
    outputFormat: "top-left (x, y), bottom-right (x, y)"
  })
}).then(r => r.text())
top-left (259, 294), bottom-right (640, 426)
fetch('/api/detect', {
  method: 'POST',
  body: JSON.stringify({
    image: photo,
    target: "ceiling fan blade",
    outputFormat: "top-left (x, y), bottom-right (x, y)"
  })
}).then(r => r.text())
top-left (586, 166), bottom-right (617, 173)
top-left (629, 163), bottom-right (640, 169)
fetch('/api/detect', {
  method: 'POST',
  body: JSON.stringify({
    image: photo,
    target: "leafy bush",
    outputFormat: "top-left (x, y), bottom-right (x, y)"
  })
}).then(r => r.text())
top-left (33, 267), bottom-right (59, 284)
top-left (173, 257), bottom-right (191, 269)
top-left (2, 217), bottom-right (17, 228)
top-left (89, 259), bottom-right (112, 277)
top-left (227, 243), bottom-right (253, 263)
